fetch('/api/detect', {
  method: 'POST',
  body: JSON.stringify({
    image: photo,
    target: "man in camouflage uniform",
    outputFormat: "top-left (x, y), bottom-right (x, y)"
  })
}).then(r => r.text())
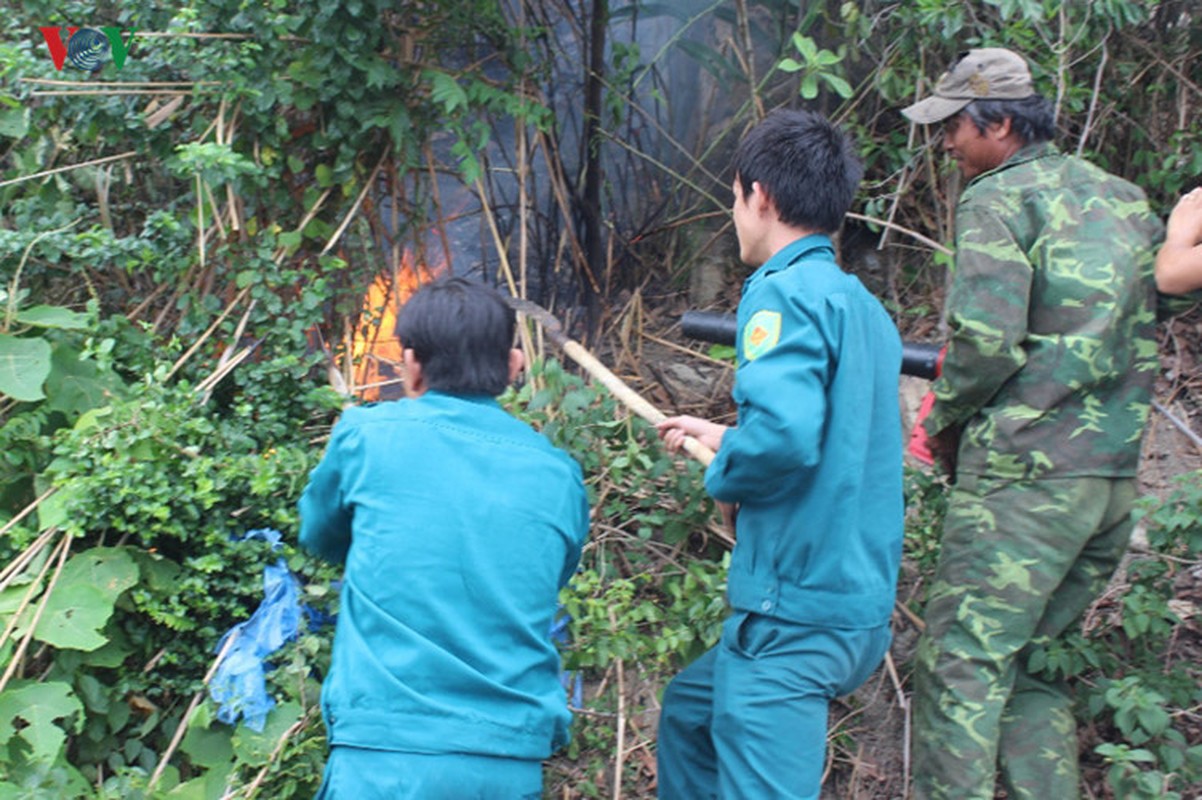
top-left (899, 48), bottom-right (1163, 799)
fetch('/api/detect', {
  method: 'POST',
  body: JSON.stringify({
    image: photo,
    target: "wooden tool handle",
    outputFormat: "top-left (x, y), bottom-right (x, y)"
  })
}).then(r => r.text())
top-left (560, 340), bottom-right (715, 466)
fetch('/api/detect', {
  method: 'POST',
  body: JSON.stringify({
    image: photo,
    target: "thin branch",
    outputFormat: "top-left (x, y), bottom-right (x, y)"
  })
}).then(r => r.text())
top-left (0, 152), bottom-right (138, 189)
top-left (1154, 399), bottom-right (1202, 452)
top-left (1076, 37), bottom-right (1108, 158)
top-left (845, 212), bottom-right (953, 255)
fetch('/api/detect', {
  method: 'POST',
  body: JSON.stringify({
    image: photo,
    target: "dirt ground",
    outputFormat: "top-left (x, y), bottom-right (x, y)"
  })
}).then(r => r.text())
top-left (602, 293), bottom-right (1202, 800)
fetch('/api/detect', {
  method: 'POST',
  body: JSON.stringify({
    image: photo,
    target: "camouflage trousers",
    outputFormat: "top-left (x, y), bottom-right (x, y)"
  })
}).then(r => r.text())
top-left (910, 474), bottom-right (1136, 800)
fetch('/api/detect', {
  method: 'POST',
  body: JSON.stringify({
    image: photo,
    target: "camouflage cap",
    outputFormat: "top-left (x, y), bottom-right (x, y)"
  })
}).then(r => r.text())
top-left (901, 48), bottom-right (1035, 124)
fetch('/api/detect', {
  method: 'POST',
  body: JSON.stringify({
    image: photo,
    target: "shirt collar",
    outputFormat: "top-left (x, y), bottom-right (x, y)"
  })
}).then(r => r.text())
top-left (968, 141), bottom-right (1059, 188)
top-left (746, 233), bottom-right (835, 285)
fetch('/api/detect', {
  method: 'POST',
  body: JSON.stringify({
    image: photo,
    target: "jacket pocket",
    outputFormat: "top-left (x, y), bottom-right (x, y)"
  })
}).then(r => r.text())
top-left (724, 610), bottom-right (780, 659)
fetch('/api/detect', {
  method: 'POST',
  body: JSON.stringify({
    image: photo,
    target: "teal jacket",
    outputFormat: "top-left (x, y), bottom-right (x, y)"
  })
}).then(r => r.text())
top-left (708, 235), bottom-right (904, 629)
top-left (298, 392), bottom-right (590, 759)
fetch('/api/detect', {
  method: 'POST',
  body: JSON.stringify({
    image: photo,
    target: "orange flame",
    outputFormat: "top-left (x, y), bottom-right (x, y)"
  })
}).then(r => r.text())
top-left (351, 253), bottom-right (445, 401)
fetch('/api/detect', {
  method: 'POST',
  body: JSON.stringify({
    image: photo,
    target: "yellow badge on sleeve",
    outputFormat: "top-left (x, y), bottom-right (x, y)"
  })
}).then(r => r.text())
top-left (742, 310), bottom-right (781, 361)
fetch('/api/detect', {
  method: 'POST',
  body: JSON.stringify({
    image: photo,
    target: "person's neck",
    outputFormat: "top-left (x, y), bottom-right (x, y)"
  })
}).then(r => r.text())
top-left (760, 225), bottom-right (822, 265)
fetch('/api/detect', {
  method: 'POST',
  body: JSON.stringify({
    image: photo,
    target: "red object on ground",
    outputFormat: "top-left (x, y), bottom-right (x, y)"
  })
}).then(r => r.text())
top-left (907, 391), bottom-right (938, 465)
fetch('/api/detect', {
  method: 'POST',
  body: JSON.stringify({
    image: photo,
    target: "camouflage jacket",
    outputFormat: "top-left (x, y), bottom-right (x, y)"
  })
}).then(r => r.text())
top-left (922, 142), bottom-right (1163, 479)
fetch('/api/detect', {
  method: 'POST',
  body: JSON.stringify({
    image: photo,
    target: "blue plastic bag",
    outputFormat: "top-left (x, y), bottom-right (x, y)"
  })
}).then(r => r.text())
top-left (208, 529), bottom-right (302, 731)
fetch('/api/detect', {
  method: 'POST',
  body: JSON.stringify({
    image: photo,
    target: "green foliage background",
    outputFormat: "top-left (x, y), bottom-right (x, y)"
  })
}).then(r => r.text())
top-left (0, 0), bottom-right (1200, 797)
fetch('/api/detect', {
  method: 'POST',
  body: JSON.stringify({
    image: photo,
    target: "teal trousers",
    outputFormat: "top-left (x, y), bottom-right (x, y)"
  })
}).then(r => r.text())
top-left (656, 611), bottom-right (891, 799)
top-left (911, 475), bottom-right (1136, 800)
top-left (314, 746), bottom-right (542, 799)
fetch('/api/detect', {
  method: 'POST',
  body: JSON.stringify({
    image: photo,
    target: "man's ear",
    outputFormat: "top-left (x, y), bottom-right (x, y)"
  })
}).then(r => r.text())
top-left (402, 348), bottom-right (426, 398)
top-left (749, 180), bottom-right (773, 216)
top-left (989, 116), bottom-right (1014, 141)
top-left (508, 348), bottom-right (525, 384)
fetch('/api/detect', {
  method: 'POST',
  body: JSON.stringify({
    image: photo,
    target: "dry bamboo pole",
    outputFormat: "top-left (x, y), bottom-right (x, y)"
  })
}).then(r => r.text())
top-left (147, 630), bottom-right (241, 792)
top-left (196, 173), bottom-right (207, 276)
top-left (0, 152), bottom-right (128, 194)
top-left (165, 285), bottom-right (251, 380)
top-left (21, 78), bottom-right (220, 87)
top-left (534, 129), bottom-right (600, 294)
top-left (0, 530), bottom-right (71, 695)
top-left (473, 176), bottom-right (538, 366)
top-left (0, 487), bottom-right (57, 542)
top-left (319, 150), bottom-right (388, 257)
top-left (29, 90), bottom-right (195, 97)
top-left (422, 145), bottom-right (454, 276)
top-left (610, 607), bottom-right (627, 800)
top-left (227, 712), bottom-right (311, 799)
top-left (163, 185), bottom-right (330, 379)
top-left (197, 338), bottom-right (261, 397)
top-left (0, 527), bottom-right (60, 595)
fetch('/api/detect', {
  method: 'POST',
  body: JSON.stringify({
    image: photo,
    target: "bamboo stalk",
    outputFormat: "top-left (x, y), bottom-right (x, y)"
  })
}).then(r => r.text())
top-left (535, 130), bottom-right (600, 294)
top-left (0, 486), bottom-right (57, 541)
top-left (0, 152), bottom-right (137, 189)
top-left (0, 530), bottom-right (71, 695)
top-left (195, 173), bottom-right (207, 278)
top-left (285, 188), bottom-right (333, 260)
top-left (31, 90), bottom-right (198, 96)
top-left (474, 175), bottom-right (538, 367)
top-left (124, 282), bottom-right (168, 322)
top-left (319, 151), bottom-right (388, 256)
top-left (0, 527), bottom-right (59, 593)
top-left (21, 78), bottom-right (220, 87)
top-left (134, 32), bottom-right (308, 42)
top-left (147, 630), bottom-right (241, 792)
top-left (165, 285), bottom-right (250, 380)
top-left (610, 608), bottom-right (626, 800)
top-left (229, 712), bottom-right (311, 799)
top-left (197, 337), bottom-right (260, 397)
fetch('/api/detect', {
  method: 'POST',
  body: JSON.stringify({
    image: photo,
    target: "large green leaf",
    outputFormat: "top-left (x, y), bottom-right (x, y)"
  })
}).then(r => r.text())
top-left (14, 306), bottom-right (89, 330)
top-left (0, 681), bottom-right (83, 762)
top-left (0, 99), bottom-right (27, 139)
top-left (32, 548), bottom-right (139, 651)
top-left (0, 334), bottom-right (51, 402)
top-left (181, 715), bottom-right (235, 768)
top-left (165, 764), bottom-right (234, 800)
top-left (44, 344), bottom-right (125, 418)
top-left (231, 701), bottom-right (302, 766)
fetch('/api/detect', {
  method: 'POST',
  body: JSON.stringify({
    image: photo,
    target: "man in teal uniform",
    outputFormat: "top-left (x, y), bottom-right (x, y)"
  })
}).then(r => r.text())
top-left (655, 109), bottom-right (904, 799)
top-left (899, 48), bottom-right (1163, 799)
top-left (299, 276), bottom-right (590, 799)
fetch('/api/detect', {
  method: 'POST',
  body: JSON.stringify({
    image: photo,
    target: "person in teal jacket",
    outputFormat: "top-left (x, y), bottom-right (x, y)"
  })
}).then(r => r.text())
top-left (655, 109), bottom-right (904, 799)
top-left (298, 276), bottom-right (590, 799)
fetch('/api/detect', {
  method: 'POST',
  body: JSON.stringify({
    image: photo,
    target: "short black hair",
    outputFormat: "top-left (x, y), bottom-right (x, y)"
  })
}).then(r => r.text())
top-left (731, 109), bottom-right (863, 233)
top-left (395, 276), bottom-right (516, 396)
top-left (962, 95), bottom-right (1055, 144)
